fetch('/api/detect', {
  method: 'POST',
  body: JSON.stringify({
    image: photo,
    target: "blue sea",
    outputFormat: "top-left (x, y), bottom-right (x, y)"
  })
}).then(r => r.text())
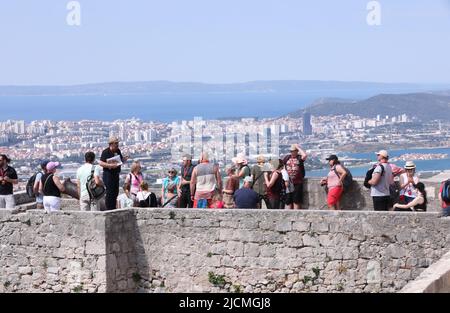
top-left (308, 147), bottom-right (450, 178)
top-left (0, 89), bottom-right (399, 122)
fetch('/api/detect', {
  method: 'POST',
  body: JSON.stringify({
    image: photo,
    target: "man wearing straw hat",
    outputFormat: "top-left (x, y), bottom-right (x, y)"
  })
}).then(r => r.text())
top-left (283, 144), bottom-right (308, 210)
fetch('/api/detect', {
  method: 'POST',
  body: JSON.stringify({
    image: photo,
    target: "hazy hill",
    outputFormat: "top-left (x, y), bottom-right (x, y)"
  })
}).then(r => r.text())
top-left (288, 92), bottom-right (450, 121)
top-left (0, 80), bottom-right (446, 96)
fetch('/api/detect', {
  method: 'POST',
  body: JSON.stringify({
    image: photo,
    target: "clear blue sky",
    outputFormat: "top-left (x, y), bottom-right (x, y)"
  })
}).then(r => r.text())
top-left (1, 0), bottom-right (450, 85)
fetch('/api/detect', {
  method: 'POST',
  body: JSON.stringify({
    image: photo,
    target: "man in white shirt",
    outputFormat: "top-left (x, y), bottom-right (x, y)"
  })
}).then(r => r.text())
top-left (76, 152), bottom-right (103, 211)
top-left (368, 150), bottom-right (393, 211)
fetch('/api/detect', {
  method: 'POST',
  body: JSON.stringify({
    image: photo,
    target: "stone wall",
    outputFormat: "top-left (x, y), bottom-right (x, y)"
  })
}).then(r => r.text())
top-left (130, 209), bottom-right (450, 293)
top-left (400, 250), bottom-right (450, 293)
top-left (0, 210), bottom-right (107, 293)
top-left (304, 178), bottom-right (444, 212)
top-left (1, 208), bottom-right (449, 293)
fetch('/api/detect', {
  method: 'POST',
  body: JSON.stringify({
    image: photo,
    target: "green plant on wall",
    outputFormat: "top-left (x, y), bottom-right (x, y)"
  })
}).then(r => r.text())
top-left (72, 284), bottom-right (83, 293)
top-left (208, 272), bottom-right (227, 288)
top-left (302, 276), bottom-right (313, 284)
top-left (132, 272), bottom-right (142, 283)
top-left (312, 267), bottom-right (321, 280)
top-left (232, 284), bottom-right (243, 293)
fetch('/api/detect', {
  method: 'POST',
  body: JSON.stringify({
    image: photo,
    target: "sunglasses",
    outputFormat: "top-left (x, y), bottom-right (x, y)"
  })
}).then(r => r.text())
top-left (168, 171), bottom-right (176, 174)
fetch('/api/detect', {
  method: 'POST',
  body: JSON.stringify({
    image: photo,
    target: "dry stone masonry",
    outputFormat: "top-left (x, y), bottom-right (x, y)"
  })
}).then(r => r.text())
top-left (1, 207), bottom-right (449, 293)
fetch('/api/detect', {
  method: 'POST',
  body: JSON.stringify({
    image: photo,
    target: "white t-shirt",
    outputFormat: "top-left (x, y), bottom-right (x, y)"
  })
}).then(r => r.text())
top-left (76, 164), bottom-right (101, 200)
top-left (370, 163), bottom-right (392, 197)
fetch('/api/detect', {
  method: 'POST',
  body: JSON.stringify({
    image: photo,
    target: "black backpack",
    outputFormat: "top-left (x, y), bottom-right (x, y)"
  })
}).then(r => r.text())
top-left (334, 165), bottom-right (353, 190)
top-left (86, 165), bottom-right (106, 200)
top-left (26, 172), bottom-right (41, 197)
top-left (364, 164), bottom-right (385, 189)
top-left (442, 180), bottom-right (450, 203)
top-left (138, 192), bottom-right (158, 208)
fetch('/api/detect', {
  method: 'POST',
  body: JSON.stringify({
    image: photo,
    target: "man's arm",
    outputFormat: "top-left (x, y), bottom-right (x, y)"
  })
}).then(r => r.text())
top-left (76, 179), bottom-right (81, 199)
top-left (94, 175), bottom-right (102, 186)
top-left (33, 174), bottom-right (41, 194)
top-left (99, 160), bottom-right (119, 170)
top-left (38, 180), bottom-right (43, 194)
top-left (368, 165), bottom-right (382, 186)
top-left (4, 177), bottom-right (18, 185)
top-left (120, 150), bottom-right (129, 163)
top-left (296, 144), bottom-right (308, 161)
top-left (369, 172), bottom-right (381, 186)
top-left (5, 169), bottom-right (18, 185)
top-left (390, 163), bottom-right (405, 177)
top-left (190, 168), bottom-right (198, 198)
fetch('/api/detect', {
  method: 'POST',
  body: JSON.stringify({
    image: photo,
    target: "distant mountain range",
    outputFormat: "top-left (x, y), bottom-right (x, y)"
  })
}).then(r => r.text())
top-left (288, 92), bottom-right (450, 121)
top-left (0, 80), bottom-right (448, 96)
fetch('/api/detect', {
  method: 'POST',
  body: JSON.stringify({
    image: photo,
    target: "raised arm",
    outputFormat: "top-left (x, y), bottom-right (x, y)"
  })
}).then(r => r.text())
top-left (296, 144), bottom-right (308, 161)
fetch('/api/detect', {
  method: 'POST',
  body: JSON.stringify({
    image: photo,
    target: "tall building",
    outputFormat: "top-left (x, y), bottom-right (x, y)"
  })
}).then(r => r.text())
top-left (303, 112), bottom-right (313, 135)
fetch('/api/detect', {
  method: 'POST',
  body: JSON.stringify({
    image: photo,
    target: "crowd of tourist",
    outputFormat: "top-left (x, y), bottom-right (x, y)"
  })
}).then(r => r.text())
top-left (1, 139), bottom-right (450, 217)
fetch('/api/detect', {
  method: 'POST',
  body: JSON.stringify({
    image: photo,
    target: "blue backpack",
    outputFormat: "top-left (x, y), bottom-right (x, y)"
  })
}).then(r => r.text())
top-left (197, 199), bottom-right (208, 209)
top-left (442, 180), bottom-right (450, 203)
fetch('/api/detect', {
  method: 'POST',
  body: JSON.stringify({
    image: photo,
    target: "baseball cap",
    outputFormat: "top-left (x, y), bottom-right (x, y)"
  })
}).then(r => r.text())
top-left (40, 160), bottom-right (50, 168)
top-left (326, 155), bottom-right (339, 161)
top-left (46, 161), bottom-right (62, 171)
top-left (244, 176), bottom-right (253, 184)
top-left (375, 150), bottom-right (389, 158)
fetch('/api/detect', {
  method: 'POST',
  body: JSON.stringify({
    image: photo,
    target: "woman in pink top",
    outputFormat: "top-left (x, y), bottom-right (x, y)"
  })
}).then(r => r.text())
top-left (320, 155), bottom-right (347, 210)
top-left (124, 161), bottom-right (144, 206)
